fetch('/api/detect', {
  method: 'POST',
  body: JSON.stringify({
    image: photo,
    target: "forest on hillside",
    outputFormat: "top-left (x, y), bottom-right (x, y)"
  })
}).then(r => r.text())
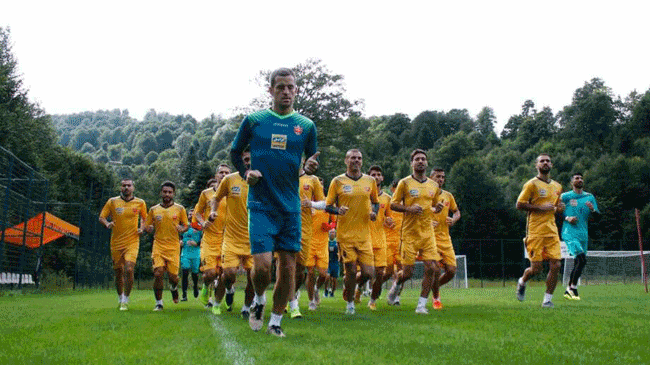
top-left (2, 26), bottom-right (650, 257)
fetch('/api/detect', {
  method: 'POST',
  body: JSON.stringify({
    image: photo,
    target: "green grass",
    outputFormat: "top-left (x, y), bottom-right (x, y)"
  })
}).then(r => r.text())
top-left (1, 284), bottom-right (649, 364)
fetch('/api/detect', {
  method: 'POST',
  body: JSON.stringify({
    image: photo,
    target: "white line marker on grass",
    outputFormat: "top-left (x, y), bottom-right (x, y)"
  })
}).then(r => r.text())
top-left (208, 314), bottom-right (254, 365)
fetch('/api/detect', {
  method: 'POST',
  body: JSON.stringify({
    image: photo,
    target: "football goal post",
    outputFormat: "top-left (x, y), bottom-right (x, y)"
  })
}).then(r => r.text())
top-left (562, 251), bottom-right (650, 286)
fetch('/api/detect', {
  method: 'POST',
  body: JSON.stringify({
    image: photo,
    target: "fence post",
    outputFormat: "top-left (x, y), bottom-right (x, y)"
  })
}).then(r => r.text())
top-left (479, 239), bottom-right (483, 288)
top-left (36, 179), bottom-right (49, 289)
top-left (0, 155), bottom-right (15, 274)
top-left (17, 170), bottom-right (35, 289)
top-left (501, 239), bottom-right (505, 287)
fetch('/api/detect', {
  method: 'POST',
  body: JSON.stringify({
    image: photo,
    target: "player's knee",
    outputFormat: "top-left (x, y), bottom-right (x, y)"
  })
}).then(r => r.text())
top-left (549, 260), bottom-right (561, 271)
top-left (446, 266), bottom-right (457, 277)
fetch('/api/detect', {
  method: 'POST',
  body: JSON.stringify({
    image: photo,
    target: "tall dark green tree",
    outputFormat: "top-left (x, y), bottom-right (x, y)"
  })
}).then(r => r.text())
top-left (180, 145), bottom-right (198, 184)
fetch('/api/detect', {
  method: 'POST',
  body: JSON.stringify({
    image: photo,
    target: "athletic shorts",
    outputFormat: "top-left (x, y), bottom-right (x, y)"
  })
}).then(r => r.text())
top-left (152, 251), bottom-right (180, 276)
top-left (339, 239), bottom-right (373, 266)
top-left (180, 256), bottom-right (201, 273)
top-left (565, 238), bottom-right (588, 257)
top-left (328, 260), bottom-right (340, 278)
top-left (297, 236), bottom-right (312, 266)
top-left (222, 251), bottom-right (254, 269)
top-left (436, 239), bottom-right (457, 267)
top-left (373, 246), bottom-right (387, 267)
top-left (525, 235), bottom-right (561, 262)
top-left (306, 245), bottom-right (329, 269)
top-left (200, 239), bottom-right (222, 273)
top-left (401, 236), bottom-right (440, 266)
top-left (386, 243), bottom-right (401, 267)
top-left (249, 209), bottom-right (301, 254)
top-left (111, 245), bottom-right (139, 269)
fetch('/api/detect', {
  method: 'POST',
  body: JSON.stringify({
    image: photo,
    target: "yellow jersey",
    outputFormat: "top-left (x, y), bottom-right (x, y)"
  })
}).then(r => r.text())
top-left (193, 187), bottom-right (227, 244)
top-left (369, 192), bottom-right (392, 249)
top-left (384, 207), bottom-right (403, 248)
top-left (391, 176), bottom-right (441, 242)
top-left (299, 174), bottom-right (326, 242)
top-left (326, 173), bottom-right (379, 243)
top-left (214, 172), bottom-right (249, 252)
top-left (312, 209), bottom-right (334, 253)
top-left (517, 177), bottom-right (562, 237)
top-left (146, 203), bottom-right (188, 255)
top-left (100, 196), bottom-right (147, 249)
top-left (432, 190), bottom-right (458, 242)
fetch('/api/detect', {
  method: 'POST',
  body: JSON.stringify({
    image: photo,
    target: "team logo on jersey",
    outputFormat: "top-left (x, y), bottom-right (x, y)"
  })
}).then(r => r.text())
top-left (303, 184), bottom-right (310, 190)
top-left (294, 125), bottom-right (303, 135)
top-left (409, 189), bottom-right (419, 197)
top-left (232, 186), bottom-right (241, 195)
top-left (343, 185), bottom-right (353, 193)
top-left (380, 204), bottom-right (385, 208)
top-left (539, 189), bottom-right (547, 197)
top-left (116, 207), bottom-right (124, 214)
top-left (429, 190), bottom-right (435, 197)
top-left (155, 215), bottom-right (163, 221)
top-left (132, 208), bottom-right (140, 214)
top-left (271, 134), bottom-right (287, 150)
top-left (364, 186), bottom-right (370, 192)
top-left (570, 199), bottom-right (578, 207)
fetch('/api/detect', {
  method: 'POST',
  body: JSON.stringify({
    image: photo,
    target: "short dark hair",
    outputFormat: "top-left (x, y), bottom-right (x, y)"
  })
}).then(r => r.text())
top-left (391, 180), bottom-right (399, 189)
top-left (368, 165), bottom-right (382, 174)
top-left (206, 178), bottom-right (218, 188)
top-left (269, 68), bottom-right (295, 87)
top-left (160, 181), bottom-right (176, 192)
top-left (571, 172), bottom-right (583, 179)
top-left (410, 149), bottom-right (427, 161)
top-left (121, 178), bottom-right (134, 185)
top-left (431, 168), bottom-right (444, 173)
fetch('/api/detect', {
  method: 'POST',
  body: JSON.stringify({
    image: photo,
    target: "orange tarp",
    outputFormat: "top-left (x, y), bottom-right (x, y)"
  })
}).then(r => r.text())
top-left (2, 212), bottom-right (79, 249)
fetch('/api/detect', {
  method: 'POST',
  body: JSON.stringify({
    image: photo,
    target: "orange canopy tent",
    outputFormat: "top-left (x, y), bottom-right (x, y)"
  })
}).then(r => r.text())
top-left (2, 212), bottom-right (79, 249)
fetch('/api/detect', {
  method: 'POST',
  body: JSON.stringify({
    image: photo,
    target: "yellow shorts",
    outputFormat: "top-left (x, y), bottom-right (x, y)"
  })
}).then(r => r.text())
top-left (152, 251), bottom-right (180, 276)
top-left (200, 239), bottom-right (222, 272)
top-left (297, 236), bottom-right (312, 266)
top-left (339, 239), bottom-right (373, 266)
top-left (525, 236), bottom-right (561, 262)
top-left (111, 245), bottom-right (139, 269)
top-left (402, 236), bottom-right (440, 265)
top-left (305, 245), bottom-right (328, 269)
top-left (373, 246), bottom-right (387, 267)
top-left (436, 239), bottom-right (457, 267)
top-left (386, 243), bottom-right (401, 267)
top-left (222, 250), bottom-right (253, 269)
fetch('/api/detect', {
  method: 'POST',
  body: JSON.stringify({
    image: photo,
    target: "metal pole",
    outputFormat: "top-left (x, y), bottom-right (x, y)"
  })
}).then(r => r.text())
top-left (501, 239), bottom-right (505, 287)
top-left (0, 156), bottom-right (15, 273)
top-left (18, 170), bottom-right (35, 289)
top-left (635, 209), bottom-right (648, 293)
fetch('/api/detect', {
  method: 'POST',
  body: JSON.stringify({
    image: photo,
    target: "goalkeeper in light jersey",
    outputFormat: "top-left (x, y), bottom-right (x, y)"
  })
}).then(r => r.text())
top-left (561, 173), bottom-right (599, 300)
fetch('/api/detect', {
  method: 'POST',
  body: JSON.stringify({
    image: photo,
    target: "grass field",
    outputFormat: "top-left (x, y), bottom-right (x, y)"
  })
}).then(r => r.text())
top-left (1, 283), bottom-right (649, 365)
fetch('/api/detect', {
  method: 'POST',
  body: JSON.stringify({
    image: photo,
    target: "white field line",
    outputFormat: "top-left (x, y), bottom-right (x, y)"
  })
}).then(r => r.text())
top-left (208, 314), bottom-right (255, 365)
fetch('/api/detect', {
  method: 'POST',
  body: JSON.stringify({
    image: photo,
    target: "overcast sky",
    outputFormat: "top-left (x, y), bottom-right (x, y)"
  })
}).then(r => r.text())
top-left (3, 1), bottom-right (649, 132)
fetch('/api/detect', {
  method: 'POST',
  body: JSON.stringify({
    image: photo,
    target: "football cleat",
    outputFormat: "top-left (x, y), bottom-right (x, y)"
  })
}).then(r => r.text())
top-left (308, 302), bottom-right (317, 311)
top-left (241, 310), bottom-right (250, 320)
top-left (153, 304), bottom-right (164, 311)
top-left (211, 304), bottom-right (221, 315)
top-left (266, 325), bottom-right (286, 338)
top-left (345, 307), bottom-right (356, 315)
top-left (415, 306), bottom-right (429, 314)
top-left (432, 299), bottom-right (443, 310)
top-left (541, 301), bottom-right (554, 308)
top-left (181, 296), bottom-right (188, 302)
top-left (119, 302), bottom-right (128, 311)
top-left (199, 286), bottom-right (209, 306)
top-left (289, 306), bottom-right (303, 319)
top-left (249, 303), bottom-right (265, 331)
top-left (516, 282), bottom-right (526, 302)
top-left (367, 301), bottom-right (377, 311)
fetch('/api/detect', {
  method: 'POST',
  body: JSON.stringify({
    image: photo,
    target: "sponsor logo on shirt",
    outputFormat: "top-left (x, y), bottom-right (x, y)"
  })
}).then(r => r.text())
top-left (539, 189), bottom-right (547, 197)
top-left (343, 185), bottom-right (353, 193)
top-left (155, 215), bottom-right (163, 221)
top-left (273, 123), bottom-right (289, 127)
top-left (294, 125), bottom-right (303, 135)
top-left (232, 186), bottom-right (241, 195)
top-left (116, 207), bottom-right (124, 214)
top-left (271, 134), bottom-right (287, 150)
top-left (409, 189), bottom-right (419, 197)
top-left (570, 199), bottom-right (578, 207)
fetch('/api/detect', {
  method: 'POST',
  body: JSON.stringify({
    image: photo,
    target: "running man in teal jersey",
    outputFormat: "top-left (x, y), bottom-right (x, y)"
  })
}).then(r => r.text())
top-left (561, 173), bottom-right (599, 300)
top-left (230, 67), bottom-right (319, 337)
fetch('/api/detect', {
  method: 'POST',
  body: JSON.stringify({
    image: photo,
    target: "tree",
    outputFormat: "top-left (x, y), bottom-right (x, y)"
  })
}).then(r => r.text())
top-left (475, 106), bottom-right (496, 137)
top-left (180, 145), bottom-right (197, 184)
top-left (433, 132), bottom-right (476, 171)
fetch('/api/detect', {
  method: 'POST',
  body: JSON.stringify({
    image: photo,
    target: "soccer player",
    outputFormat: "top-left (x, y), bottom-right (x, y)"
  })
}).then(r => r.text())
top-left (325, 229), bottom-right (339, 297)
top-left (364, 165), bottom-right (393, 310)
top-left (429, 168), bottom-right (461, 309)
top-left (387, 149), bottom-right (444, 314)
top-left (305, 183), bottom-right (333, 310)
top-left (291, 171), bottom-right (326, 316)
top-left (180, 209), bottom-right (202, 301)
top-left (209, 151), bottom-right (254, 317)
top-left (194, 166), bottom-right (231, 309)
top-left (516, 153), bottom-right (564, 308)
top-left (229, 67), bottom-right (319, 337)
top-left (561, 173), bottom-right (599, 300)
top-left (382, 180), bottom-right (403, 305)
top-left (99, 179), bottom-right (147, 311)
top-left (144, 181), bottom-right (189, 311)
top-left (326, 149), bottom-right (379, 315)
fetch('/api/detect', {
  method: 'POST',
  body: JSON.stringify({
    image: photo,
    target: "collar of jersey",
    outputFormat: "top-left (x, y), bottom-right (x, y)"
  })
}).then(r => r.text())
top-left (268, 109), bottom-right (296, 119)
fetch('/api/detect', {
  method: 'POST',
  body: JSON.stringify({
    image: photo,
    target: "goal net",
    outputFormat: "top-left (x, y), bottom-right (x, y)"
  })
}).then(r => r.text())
top-left (562, 251), bottom-right (650, 286)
